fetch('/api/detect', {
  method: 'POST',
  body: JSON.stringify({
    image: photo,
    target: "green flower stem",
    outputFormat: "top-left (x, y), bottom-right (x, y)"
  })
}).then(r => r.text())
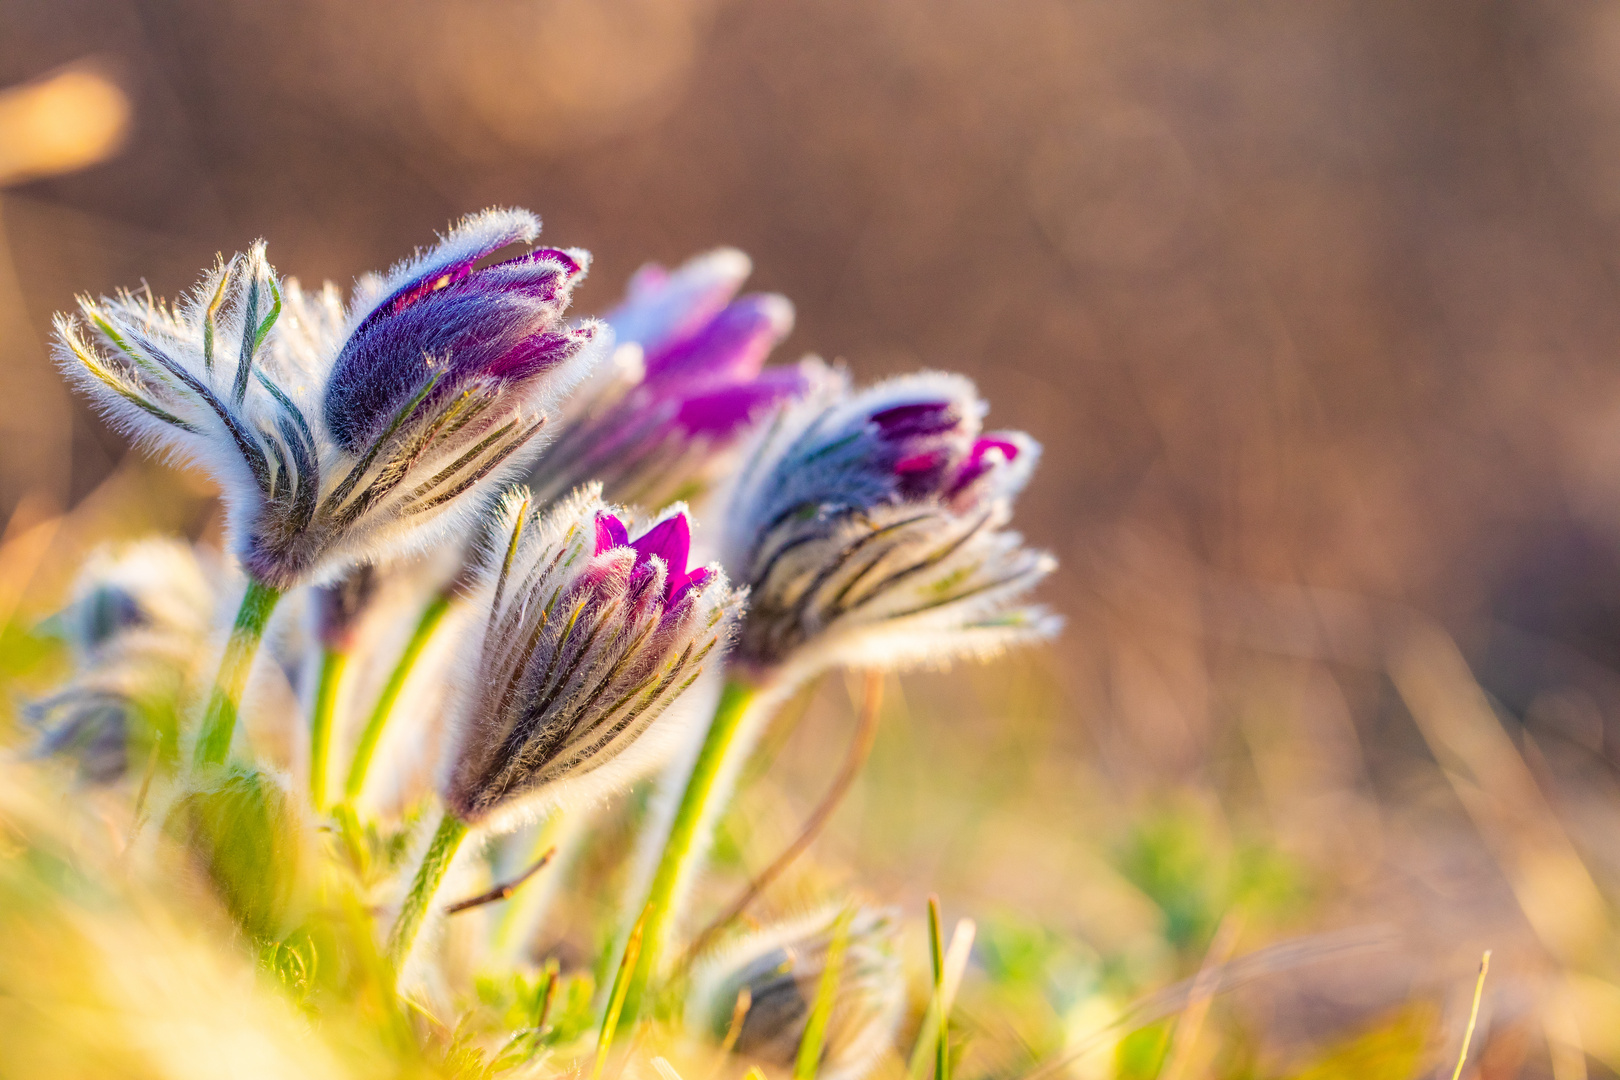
top-left (343, 593), bottom-right (452, 805)
top-left (615, 677), bottom-right (760, 1030)
top-left (388, 810), bottom-right (469, 971)
top-left (308, 646), bottom-right (346, 810)
top-left (193, 577), bottom-right (282, 768)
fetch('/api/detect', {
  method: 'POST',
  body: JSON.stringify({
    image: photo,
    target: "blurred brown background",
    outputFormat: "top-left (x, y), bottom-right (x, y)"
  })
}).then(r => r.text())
top-left (10, 1), bottom-right (1620, 1063)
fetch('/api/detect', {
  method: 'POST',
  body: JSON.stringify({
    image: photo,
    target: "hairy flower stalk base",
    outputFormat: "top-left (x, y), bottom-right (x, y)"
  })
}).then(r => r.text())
top-left (387, 487), bottom-right (739, 970)
top-left (193, 579), bottom-right (282, 768)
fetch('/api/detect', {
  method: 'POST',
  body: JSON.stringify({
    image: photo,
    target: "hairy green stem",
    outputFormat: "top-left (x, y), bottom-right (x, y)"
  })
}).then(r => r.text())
top-left (343, 593), bottom-right (451, 804)
top-left (193, 578), bottom-right (282, 768)
top-left (308, 647), bottom-right (346, 810)
top-left (615, 677), bottom-right (760, 1030)
top-left (388, 810), bottom-right (469, 971)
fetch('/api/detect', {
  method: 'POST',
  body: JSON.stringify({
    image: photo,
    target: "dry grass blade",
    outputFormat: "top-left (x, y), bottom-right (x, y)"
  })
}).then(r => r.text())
top-left (1389, 622), bottom-right (1609, 966)
top-left (1159, 912), bottom-right (1243, 1080)
top-left (1019, 926), bottom-right (1396, 1080)
top-left (1449, 951), bottom-right (1491, 1080)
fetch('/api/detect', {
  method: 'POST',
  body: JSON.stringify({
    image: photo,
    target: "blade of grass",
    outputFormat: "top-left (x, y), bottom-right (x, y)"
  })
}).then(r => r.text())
top-left (928, 896), bottom-right (947, 1080)
top-left (593, 901), bottom-right (650, 1080)
top-left (795, 907), bottom-right (855, 1080)
top-left (908, 917), bottom-right (976, 1080)
top-left (1449, 951), bottom-right (1491, 1080)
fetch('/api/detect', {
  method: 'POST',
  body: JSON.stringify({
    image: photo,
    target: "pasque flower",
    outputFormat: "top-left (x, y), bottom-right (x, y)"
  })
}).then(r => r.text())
top-left (54, 208), bottom-right (604, 766)
top-left (389, 485), bottom-right (740, 967)
top-left (57, 208), bottom-right (600, 591)
top-left (614, 371), bottom-right (1058, 1029)
top-left (687, 906), bottom-right (904, 1080)
top-left (29, 539), bottom-right (216, 782)
top-left (530, 248), bottom-right (815, 509)
top-left (721, 369), bottom-right (1059, 680)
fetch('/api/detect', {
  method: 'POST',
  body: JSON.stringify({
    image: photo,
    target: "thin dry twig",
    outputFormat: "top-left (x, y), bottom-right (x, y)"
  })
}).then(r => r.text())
top-left (682, 671), bottom-right (885, 965)
top-left (443, 846), bottom-right (557, 915)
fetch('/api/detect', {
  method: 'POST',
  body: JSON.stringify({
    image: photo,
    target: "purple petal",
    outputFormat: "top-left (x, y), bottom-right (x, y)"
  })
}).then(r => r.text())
top-left (607, 249), bottom-right (751, 354)
top-left (869, 400), bottom-right (962, 441)
top-left (643, 293), bottom-right (793, 386)
top-left (673, 367), bottom-right (809, 436)
top-left (629, 513), bottom-right (700, 601)
top-left (325, 251), bottom-right (588, 451)
top-left (595, 512), bottom-right (630, 554)
top-left (630, 513), bottom-right (691, 571)
top-left (949, 436), bottom-right (1022, 494)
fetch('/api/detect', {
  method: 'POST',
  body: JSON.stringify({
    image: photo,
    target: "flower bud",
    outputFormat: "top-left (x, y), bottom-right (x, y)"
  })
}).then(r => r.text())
top-left (441, 486), bottom-right (741, 830)
top-left (29, 539), bottom-right (216, 782)
top-left (688, 906), bottom-right (904, 1080)
top-left (720, 370), bottom-right (1058, 677)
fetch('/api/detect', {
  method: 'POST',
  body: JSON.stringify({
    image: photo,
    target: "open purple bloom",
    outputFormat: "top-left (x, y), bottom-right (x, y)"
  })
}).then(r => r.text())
top-left (441, 487), bottom-right (740, 829)
top-left (526, 249), bottom-right (816, 509)
top-left (719, 370), bottom-right (1057, 677)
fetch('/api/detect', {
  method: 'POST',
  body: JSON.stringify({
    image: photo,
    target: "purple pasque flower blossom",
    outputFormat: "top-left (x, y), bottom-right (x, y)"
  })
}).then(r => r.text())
top-left (528, 248), bottom-right (817, 509)
top-left (54, 209), bottom-right (604, 591)
top-left (719, 370), bottom-right (1058, 679)
top-left (441, 485), bottom-right (740, 830)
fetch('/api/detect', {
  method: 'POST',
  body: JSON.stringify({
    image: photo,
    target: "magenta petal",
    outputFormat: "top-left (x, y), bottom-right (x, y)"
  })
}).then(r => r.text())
top-left (630, 513), bottom-right (691, 571)
top-left (595, 512), bottom-right (630, 554)
top-left (643, 294), bottom-right (792, 386)
top-left (949, 436), bottom-right (1022, 494)
top-left (870, 400), bottom-right (960, 440)
top-left (674, 367), bottom-right (808, 436)
top-left (673, 565), bottom-right (710, 600)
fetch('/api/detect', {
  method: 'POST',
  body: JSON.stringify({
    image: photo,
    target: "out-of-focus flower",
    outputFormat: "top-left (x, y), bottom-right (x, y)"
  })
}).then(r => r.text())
top-left (441, 485), bottom-right (741, 831)
top-left (28, 538), bottom-right (216, 782)
top-left (529, 248), bottom-right (815, 509)
top-left (720, 370), bottom-right (1058, 681)
top-left (687, 906), bottom-right (905, 1080)
top-left (53, 208), bottom-right (603, 591)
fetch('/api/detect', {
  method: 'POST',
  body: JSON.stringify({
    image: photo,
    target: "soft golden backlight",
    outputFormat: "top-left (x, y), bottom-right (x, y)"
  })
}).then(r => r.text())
top-left (0, 64), bottom-right (130, 187)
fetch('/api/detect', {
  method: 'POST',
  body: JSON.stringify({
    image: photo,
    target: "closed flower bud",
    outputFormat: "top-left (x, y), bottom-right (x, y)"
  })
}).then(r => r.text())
top-left (54, 208), bottom-right (604, 591)
top-left (688, 906), bottom-right (905, 1080)
top-left (29, 539), bottom-right (216, 782)
top-left (441, 486), bottom-right (741, 830)
top-left (720, 370), bottom-right (1059, 678)
top-left (530, 249), bottom-right (815, 509)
